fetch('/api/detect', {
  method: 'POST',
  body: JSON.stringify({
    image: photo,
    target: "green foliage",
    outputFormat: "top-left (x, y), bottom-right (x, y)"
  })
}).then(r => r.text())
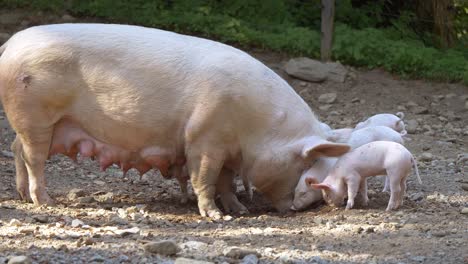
top-left (1, 0), bottom-right (467, 84)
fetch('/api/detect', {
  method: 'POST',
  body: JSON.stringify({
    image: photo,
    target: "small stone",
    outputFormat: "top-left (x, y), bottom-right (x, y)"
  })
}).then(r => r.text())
top-left (71, 219), bottom-right (84, 228)
top-left (7, 256), bottom-right (31, 264)
top-left (77, 196), bottom-right (95, 204)
top-left (308, 256), bottom-right (328, 264)
top-left (318, 93), bottom-right (337, 104)
top-left (420, 152), bottom-right (433, 162)
top-left (465, 101), bottom-right (468, 110)
top-left (174, 258), bottom-right (214, 264)
top-left (67, 189), bottom-right (85, 200)
top-left (143, 240), bottom-right (181, 255)
top-left (354, 226), bottom-right (364, 234)
top-left (409, 192), bottom-right (424, 202)
top-left (319, 104), bottom-right (332, 111)
top-left (432, 231), bottom-right (448, 237)
top-left (9, 219), bottom-right (22, 226)
top-left (410, 256), bottom-right (425, 262)
top-left (89, 255), bottom-right (105, 262)
top-left (33, 215), bottom-right (48, 223)
top-left (94, 192), bottom-right (114, 203)
top-left (181, 241), bottom-right (208, 251)
top-left (461, 184), bottom-right (468, 192)
top-left (223, 247), bottom-right (259, 259)
top-left (241, 254), bottom-right (259, 264)
top-left (299, 81), bottom-right (308, 87)
top-left (93, 180), bottom-right (106, 186)
top-left (223, 215), bottom-right (233, 221)
top-left (460, 207), bottom-right (468, 214)
top-left (113, 227), bottom-right (140, 236)
top-left (118, 255), bottom-right (129, 262)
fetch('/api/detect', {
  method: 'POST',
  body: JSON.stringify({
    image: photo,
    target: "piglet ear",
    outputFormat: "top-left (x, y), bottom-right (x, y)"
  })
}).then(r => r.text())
top-left (304, 177), bottom-right (318, 186)
top-left (301, 136), bottom-right (350, 160)
top-left (308, 182), bottom-right (332, 191)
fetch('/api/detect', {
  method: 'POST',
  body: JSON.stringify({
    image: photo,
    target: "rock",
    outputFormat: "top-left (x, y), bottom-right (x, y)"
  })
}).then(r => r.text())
top-left (318, 104), bottom-right (333, 111)
top-left (89, 255), bottom-right (105, 262)
top-left (67, 189), bottom-right (85, 200)
top-left (432, 231), bottom-right (448, 237)
top-left (241, 254), bottom-right (259, 264)
top-left (181, 240), bottom-right (208, 251)
top-left (118, 255), bottom-right (129, 262)
top-left (93, 180), bottom-right (106, 186)
top-left (94, 192), bottom-right (114, 203)
top-left (409, 192), bottom-right (424, 202)
top-left (461, 184), bottom-right (468, 192)
top-left (284, 57), bottom-right (348, 83)
top-left (9, 219), bottom-right (22, 226)
top-left (420, 152), bottom-right (433, 162)
top-left (308, 256), bottom-right (329, 264)
top-left (299, 81), bottom-right (308, 87)
top-left (113, 227), bottom-right (140, 236)
top-left (406, 119), bottom-right (418, 134)
top-left (33, 215), bottom-right (48, 223)
top-left (465, 101), bottom-right (468, 110)
top-left (8, 256), bottom-right (31, 264)
top-left (77, 196), bottom-right (95, 204)
top-left (223, 247), bottom-right (259, 259)
top-left (143, 240), bottom-right (181, 255)
top-left (71, 219), bottom-right (84, 228)
top-left (0, 150), bottom-right (14, 158)
top-left (318, 93), bottom-right (337, 104)
top-left (174, 258), bottom-right (214, 264)
top-left (0, 32), bottom-right (11, 44)
top-left (461, 207), bottom-right (468, 214)
top-left (410, 256), bottom-right (425, 262)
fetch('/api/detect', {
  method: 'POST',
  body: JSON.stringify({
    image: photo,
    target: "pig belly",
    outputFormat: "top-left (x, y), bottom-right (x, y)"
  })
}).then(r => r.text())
top-left (48, 118), bottom-right (177, 177)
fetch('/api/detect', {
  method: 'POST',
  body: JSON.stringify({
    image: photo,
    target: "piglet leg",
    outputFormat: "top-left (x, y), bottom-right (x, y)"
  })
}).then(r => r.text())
top-left (345, 176), bottom-right (360, 210)
top-left (386, 172), bottom-right (402, 211)
top-left (357, 178), bottom-right (369, 207)
top-left (11, 136), bottom-right (31, 202)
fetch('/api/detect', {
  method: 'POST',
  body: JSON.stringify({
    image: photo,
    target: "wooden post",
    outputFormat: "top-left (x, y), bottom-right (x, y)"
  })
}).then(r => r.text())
top-left (321, 0), bottom-right (335, 62)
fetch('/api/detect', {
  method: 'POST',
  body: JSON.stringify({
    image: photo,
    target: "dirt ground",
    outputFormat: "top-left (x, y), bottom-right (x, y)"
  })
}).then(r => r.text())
top-left (0, 8), bottom-right (467, 264)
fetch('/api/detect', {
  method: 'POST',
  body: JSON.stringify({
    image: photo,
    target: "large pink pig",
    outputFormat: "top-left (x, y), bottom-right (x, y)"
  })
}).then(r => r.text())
top-left (0, 24), bottom-right (349, 219)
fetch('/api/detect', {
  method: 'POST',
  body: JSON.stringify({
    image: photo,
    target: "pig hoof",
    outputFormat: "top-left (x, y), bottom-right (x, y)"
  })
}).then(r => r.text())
top-left (16, 188), bottom-right (32, 203)
top-left (198, 201), bottom-right (223, 220)
top-left (32, 193), bottom-right (56, 207)
top-left (203, 209), bottom-right (222, 220)
top-left (220, 194), bottom-right (249, 214)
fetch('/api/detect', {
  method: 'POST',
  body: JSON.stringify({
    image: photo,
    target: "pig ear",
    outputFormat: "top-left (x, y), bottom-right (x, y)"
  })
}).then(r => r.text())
top-left (301, 136), bottom-right (350, 160)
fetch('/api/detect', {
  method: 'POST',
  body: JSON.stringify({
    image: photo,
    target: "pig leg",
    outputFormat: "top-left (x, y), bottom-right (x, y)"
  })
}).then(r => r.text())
top-left (18, 130), bottom-right (55, 206)
top-left (357, 178), bottom-right (369, 207)
top-left (217, 168), bottom-right (248, 214)
top-left (172, 165), bottom-right (189, 204)
top-left (386, 171), bottom-right (402, 211)
top-left (11, 136), bottom-right (31, 202)
top-left (345, 176), bottom-right (360, 210)
top-left (187, 150), bottom-right (224, 219)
